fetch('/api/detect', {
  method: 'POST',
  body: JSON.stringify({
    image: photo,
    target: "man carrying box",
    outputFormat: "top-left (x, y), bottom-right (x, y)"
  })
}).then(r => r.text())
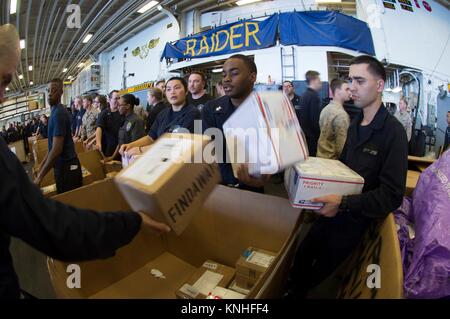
top-left (286, 55), bottom-right (408, 298)
top-left (202, 54), bottom-right (271, 192)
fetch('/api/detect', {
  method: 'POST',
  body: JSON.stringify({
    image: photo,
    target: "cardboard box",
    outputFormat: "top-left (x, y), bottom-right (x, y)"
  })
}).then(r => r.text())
top-left (235, 273), bottom-right (256, 290)
top-left (236, 247), bottom-right (277, 279)
top-left (47, 179), bottom-right (302, 299)
top-left (32, 138), bottom-right (49, 167)
top-left (175, 260), bottom-right (235, 299)
top-left (33, 139), bottom-right (85, 169)
top-left (337, 214), bottom-right (403, 299)
top-left (285, 157), bottom-right (364, 210)
top-left (28, 100), bottom-right (38, 111)
top-left (39, 150), bottom-right (106, 192)
top-left (8, 140), bottom-right (27, 162)
top-left (223, 91), bottom-right (308, 176)
top-left (115, 133), bottom-right (220, 235)
top-left (28, 136), bottom-right (37, 161)
top-left (103, 160), bottom-right (122, 175)
top-left (229, 279), bottom-right (251, 295)
top-left (207, 286), bottom-right (245, 299)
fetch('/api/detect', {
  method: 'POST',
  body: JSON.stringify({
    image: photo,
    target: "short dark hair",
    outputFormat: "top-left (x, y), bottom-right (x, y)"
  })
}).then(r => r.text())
top-left (166, 77), bottom-right (188, 92)
top-left (330, 78), bottom-right (348, 94)
top-left (228, 54), bottom-right (257, 74)
top-left (49, 78), bottom-right (63, 88)
top-left (283, 80), bottom-right (293, 86)
top-left (189, 71), bottom-right (207, 83)
top-left (400, 97), bottom-right (408, 106)
top-left (97, 95), bottom-right (108, 110)
top-left (108, 90), bottom-right (119, 99)
top-left (349, 55), bottom-right (386, 81)
top-left (155, 79), bottom-right (165, 86)
top-left (305, 71), bottom-right (320, 84)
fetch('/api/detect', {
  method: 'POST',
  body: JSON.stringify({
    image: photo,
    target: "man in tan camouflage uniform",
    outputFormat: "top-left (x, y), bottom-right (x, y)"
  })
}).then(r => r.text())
top-left (394, 97), bottom-right (412, 142)
top-left (317, 79), bottom-right (352, 159)
top-left (78, 95), bottom-right (99, 141)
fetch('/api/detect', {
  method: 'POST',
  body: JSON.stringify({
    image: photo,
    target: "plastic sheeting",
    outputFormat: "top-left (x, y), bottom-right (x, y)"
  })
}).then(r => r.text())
top-left (394, 150), bottom-right (450, 299)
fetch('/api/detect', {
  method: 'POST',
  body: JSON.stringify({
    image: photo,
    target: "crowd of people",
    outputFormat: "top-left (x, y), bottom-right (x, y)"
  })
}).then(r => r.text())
top-left (1, 22), bottom-right (437, 300)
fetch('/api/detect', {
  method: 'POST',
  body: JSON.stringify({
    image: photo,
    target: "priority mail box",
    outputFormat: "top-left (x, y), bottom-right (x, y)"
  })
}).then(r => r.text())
top-left (285, 157), bottom-right (365, 210)
top-left (223, 91), bottom-right (308, 177)
top-left (47, 179), bottom-right (302, 299)
top-left (175, 260), bottom-right (235, 299)
top-left (115, 133), bottom-right (220, 235)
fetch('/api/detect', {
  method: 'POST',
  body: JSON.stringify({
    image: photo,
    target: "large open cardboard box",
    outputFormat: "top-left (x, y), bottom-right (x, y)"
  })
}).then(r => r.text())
top-left (337, 213), bottom-right (403, 299)
top-left (47, 178), bottom-right (302, 299)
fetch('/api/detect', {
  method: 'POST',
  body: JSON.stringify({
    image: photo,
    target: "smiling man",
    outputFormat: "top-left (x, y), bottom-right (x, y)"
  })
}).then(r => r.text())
top-left (202, 54), bottom-right (271, 193)
top-left (286, 55), bottom-right (408, 299)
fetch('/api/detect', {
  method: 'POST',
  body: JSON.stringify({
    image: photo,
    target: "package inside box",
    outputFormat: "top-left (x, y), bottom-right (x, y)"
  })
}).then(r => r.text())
top-left (48, 178), bottom-right (301, 299)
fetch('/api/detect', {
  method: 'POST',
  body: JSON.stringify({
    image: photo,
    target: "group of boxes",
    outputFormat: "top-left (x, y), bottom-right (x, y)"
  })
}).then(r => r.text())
top-left (174, 247), bottom-right (277, 300)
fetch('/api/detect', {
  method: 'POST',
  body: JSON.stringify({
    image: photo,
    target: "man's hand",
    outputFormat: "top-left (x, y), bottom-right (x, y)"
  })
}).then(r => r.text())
top-left (137, 212), bottom-right (171, 235)
top-left (236, 164), bottom-right (271, 188)
top-left (311, 195), bottom-right (342, 218)
top-left (119, 144), bottom-right (130, 156)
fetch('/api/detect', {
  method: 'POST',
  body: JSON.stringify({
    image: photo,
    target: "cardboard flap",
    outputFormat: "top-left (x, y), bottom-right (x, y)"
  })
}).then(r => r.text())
top-left (78, 150), bottom-right (106, 182)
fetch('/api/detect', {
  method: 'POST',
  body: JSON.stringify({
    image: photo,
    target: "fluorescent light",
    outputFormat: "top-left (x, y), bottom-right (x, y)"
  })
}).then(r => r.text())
top-left (68, 76), bottom-right (73, 80)
top-left (20, 39), bottom-right (25, 49)
top-left (18, 74), bottom-right (23, 80)
top-left (6, 87), bottom-right (10, 91)
top-left (62, 68), bottom-right (68, 73)
top-left (137, 1), bottom-right (158, 13)
top-left (236, 0), bottom-right (263, 6)
top-left (392, 86), bottom-right (402, 93)
top-left (30, 81), bottom-right (34, 85)
top-left (212, 68), bottom-right (223, 73)
top-left (82, 34), bottom-right (93, 43)
top-left (157, 4), bottom-right (163, 11)
top-left (78, 63), bottom-right (84, 68)
top-left (28, 65), bottom-right (33, 71)
top-left (10, 0), bottom-right (17, 15)
top-left (315, 0), bottom-right (342, 3)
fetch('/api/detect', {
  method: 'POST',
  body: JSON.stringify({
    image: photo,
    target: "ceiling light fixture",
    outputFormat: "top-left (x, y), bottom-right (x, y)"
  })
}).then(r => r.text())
top-left (138, 1), bottom-right (159, 14)
top-left (236, 0), bottom-right (263, 6)
top-left (82, 34), bottom-right (93, 43)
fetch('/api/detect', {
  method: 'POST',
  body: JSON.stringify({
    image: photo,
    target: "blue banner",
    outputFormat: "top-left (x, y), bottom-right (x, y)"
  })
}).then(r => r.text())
top-left (279, 11), bottom-right (375, 55)
top-left (161, 14), bottom-right (279, 60)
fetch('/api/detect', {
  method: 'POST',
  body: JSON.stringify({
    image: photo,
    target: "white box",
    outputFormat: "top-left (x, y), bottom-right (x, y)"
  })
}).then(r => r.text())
top-left (223, 91), bottom-right (308, 176)
top-left (115, 134), bottom-right (220, 235)
top-left (285, 157), bottom-right (364, 210)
